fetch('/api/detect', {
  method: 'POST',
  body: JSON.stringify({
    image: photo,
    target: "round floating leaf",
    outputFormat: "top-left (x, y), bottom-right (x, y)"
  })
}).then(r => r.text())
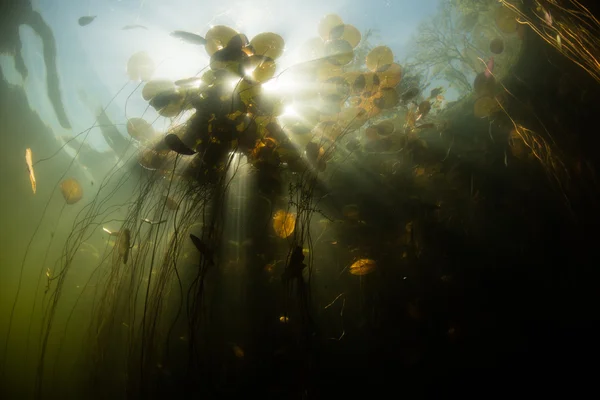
top-left (318, 14), bottom-right (344, 41)
top-left (142, 79), bottom-right (176, 101)
top-left (210, 46), bottom-right (247, 72)
top-left (373, 87), bottom-right (399, 109)
top-left (348, 72), bottom-right (380, 95)
top-left (329, 24), bottom-right (361, 48)
top-left (401, 87), bottom-right (420, 102)
top-left (60, 178), bottom-right (83, 205)
top-left (149, 89), bottom-right (186, 117)
top-left (490, 38), bottom-right (505, 54)
top-left (127, 51), bottom-right (155, 81)
top-left (344, 71), bottom-right (363, 93)
top-left (138, 148), bottom-right (169, 170)
top-left (366, 46), bottom-right (394, 72)
top-left (341, 24), bottom-right (361, 48)
top-left (473, 96), bottom-right (499, 118)
top-left (324, 39), bottom-right (354, 66)
top-left (349, 258), bottom-right (376, 276)
top-left (126, 118), bottom-right (155, 141)
top-left (495, 6), bottom-right (518, 34)
top-left (205, 25), bottom-right (239, 56)
top-left (372, 120), bottom-right (395, 136)
top-left (227, 33), bottom-right (250, 50)
top-left (346, 138), bottom-right (361, 152)
top-left (376, 63), bottom-right (402, 88)
top-left (250, 32), bottom-right (285, 60)
top-left (273, 210), bottom-right (296, 238)
top-left (365, 126), bottom-right (379, 140)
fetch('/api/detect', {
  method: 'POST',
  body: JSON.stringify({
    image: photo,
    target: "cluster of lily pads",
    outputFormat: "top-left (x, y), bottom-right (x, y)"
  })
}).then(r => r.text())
top-left (123, 14), bottom-right (408, 193)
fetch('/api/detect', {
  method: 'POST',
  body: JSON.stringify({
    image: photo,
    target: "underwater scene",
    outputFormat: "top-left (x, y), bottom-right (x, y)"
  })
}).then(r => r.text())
top-left (1, 0), bottom-right (600, 398)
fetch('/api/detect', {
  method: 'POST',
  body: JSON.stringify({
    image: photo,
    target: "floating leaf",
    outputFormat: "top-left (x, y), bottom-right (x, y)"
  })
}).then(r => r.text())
top-left (205, 25), bottom-right (239, 56)
top-left (60, 178), bottom-right (83, 205)
top-left (324, 39), bottom-right (354, 66)
top-left (25, 148), bottom-right (36, 194)
top-left (170, 30), bottom-right (206, 45)
top-left (273, 210), bottom-right (296, 238)
top-left (127, 51), bottom-right (155, 82)
top-left (373, 87), bottom-right (399, 109)
top-left (117, 228), bottom-right (131, 264)
top-left (142, 80), bottom-right (176, 101)
top-left (210, 46), bottom-right (247, 72)
top-left (318, 14), bottom-right (344, 41)
top-left (349, 258), bottom-right (376, 276)
top-left (126, 118), bottom-right (154, 141)
top-left (366, 46), bottom-right (394, 72)
top-left (372, 120), bottom-right (395, 136)
top-left (250, 32), bottom-right (285, 60)
top-left (329, 24), bottom-right (362, 48)
top-left (376, 63), bottom-right (402, 88)
top-left (149, 89), bottom-right (186, 117)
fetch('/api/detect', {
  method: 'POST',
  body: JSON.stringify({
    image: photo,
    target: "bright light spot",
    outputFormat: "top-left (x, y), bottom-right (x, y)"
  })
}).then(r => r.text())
top-left (262, 79), bottom-right (280, 92)
top-left (261, 74), bottom-right (303, 96)
top-left (282, 104), bottom-right (297, 117)
top-left (244, 67), bottom-right (256, 77)
top-left (229, 79), bottom-right (241, 89)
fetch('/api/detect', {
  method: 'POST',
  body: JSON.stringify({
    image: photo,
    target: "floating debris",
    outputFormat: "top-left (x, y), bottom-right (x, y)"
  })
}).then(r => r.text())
top-left (170, 30), bottom-right (207, 45)
top-left (25, 148), bottom-right (36, 194)
top-left (231, 344), bottom-right (244, 358)
top-left (78, 16), bottom-right (96, 26)
top-left (103, 227), bottom-right (120, 237)
top-left (349, 258), bottom-right (376, 276)
top-left (164, 134), bottom-right (196, 155)
top-left (118, 229), bottom-right (131, 264)
top-left (141, 218), bottom-right (166, 226)
top-left (189, 234), bottom-right (214, 265)
top-left (60, 178), bottom-right (83, 205)
top-left (122, 24), bottom-right (148, 30)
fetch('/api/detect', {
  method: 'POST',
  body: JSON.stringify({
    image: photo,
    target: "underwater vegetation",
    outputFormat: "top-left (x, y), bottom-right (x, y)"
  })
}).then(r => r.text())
top-left (2, 0), bottom-right (600, 397)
